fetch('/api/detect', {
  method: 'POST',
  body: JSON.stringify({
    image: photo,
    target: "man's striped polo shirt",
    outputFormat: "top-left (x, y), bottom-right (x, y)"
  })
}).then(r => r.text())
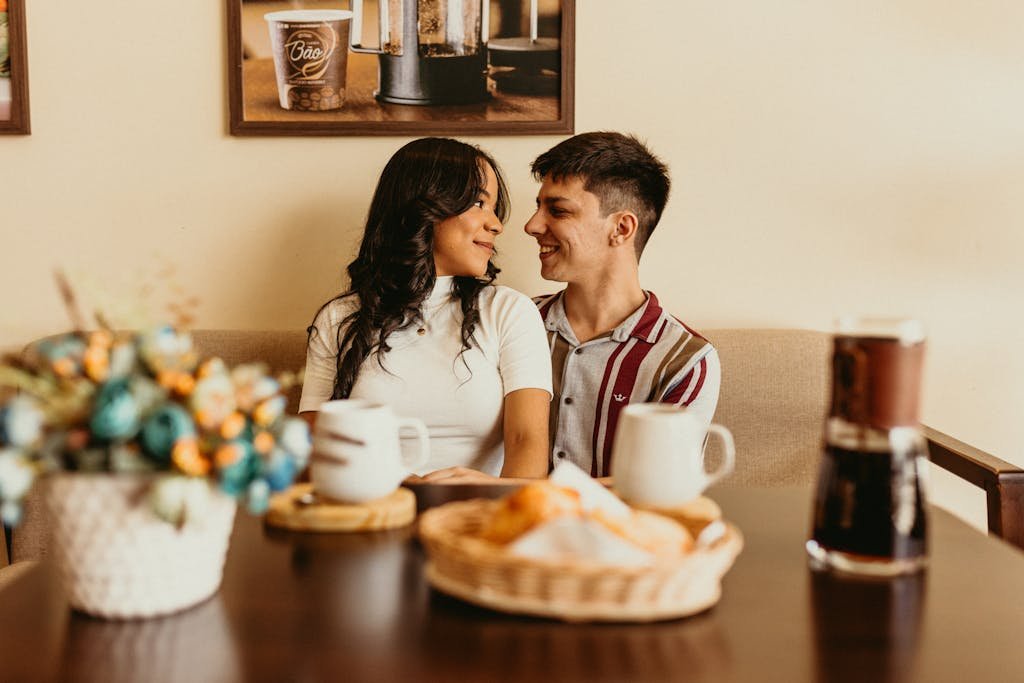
top-left (535, 290), bottom-right (721, 477)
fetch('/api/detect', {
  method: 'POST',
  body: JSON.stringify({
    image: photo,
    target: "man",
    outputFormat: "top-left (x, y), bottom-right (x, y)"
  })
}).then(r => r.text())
top-left (525, 132), bottom-right (721, 477)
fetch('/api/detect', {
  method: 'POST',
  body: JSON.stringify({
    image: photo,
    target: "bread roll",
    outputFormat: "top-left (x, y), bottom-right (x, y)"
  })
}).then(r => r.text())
top-left (480, 481), bottom-right (582, 544)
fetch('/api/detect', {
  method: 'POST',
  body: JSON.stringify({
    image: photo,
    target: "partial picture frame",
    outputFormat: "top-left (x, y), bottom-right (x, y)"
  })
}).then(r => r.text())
top-left (227, 0), bottom-right (574, 136)
top-left (0, 0), bottom-right (30, 135)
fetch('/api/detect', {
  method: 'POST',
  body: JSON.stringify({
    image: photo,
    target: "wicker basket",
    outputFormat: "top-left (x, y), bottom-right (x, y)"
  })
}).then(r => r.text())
top-left (418, 499), bottom-right (743, 622)
top-left (44, 474), bottom-right (237, 619)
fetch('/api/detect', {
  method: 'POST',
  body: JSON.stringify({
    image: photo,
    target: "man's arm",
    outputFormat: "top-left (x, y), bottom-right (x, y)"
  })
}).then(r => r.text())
top-left (660, 348), bottom-right (721, 429)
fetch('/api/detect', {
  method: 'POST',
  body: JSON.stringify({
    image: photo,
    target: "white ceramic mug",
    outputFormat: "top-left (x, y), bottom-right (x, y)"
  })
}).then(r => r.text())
top-left (311, 399), bottom-right (430, 503)
top-left (611, 404), bottom-right (735, 507)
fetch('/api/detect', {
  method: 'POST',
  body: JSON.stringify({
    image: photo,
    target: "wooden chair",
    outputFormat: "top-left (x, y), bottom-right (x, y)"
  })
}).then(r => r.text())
top-left (924, 426), bottom-right (1024, 550)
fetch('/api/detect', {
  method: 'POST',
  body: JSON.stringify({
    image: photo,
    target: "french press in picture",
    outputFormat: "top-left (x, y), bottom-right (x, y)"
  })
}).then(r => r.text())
top-left (349, 0), bottom-right (489, 105)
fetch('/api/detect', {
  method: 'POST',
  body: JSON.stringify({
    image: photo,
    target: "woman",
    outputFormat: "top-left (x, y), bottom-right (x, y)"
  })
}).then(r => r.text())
top-left (299, 138), bottom-right (551, 480)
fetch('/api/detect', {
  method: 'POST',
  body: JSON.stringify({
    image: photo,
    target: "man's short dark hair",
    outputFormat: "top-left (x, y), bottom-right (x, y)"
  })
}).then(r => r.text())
top-left (531, 132), bottom-right (670, 257)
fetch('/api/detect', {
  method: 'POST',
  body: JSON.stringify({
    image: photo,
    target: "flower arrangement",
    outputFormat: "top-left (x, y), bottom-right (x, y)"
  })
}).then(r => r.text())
top-left (0, 278), bottom-right (310, 527)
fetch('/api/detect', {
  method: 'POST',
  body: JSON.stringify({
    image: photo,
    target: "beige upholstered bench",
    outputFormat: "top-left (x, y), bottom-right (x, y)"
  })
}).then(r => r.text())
top-left (9, 327), bottom-right (1023, 560)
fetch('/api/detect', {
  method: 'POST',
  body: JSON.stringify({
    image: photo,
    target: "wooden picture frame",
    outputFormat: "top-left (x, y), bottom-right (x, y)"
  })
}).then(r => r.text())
top-left (227, 0), bottom-right (574, 136)
top-left (0, 0), bottom-right (30, 135)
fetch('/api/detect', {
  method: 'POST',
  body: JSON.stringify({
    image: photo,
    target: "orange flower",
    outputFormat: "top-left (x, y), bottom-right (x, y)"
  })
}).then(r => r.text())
top-left (253, 431), bottom-right (275, 455)
top-left (214, 442), bottom-right (245, 469)
top-left (83, 345), bottom-right (110, 383)
top-left (219, 411), bottom-right (246, 440)
top-left (171, 438), bottom-right (211, 477)
top-left (51, 357), bottom-right (79, 379)
top-left (88, 330), bottom-right (113, 349)
top-left (0, 1), bottom-right (8, 13)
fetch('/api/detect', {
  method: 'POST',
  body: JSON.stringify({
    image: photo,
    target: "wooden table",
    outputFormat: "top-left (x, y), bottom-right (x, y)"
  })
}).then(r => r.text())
top-left (4, 485), bottom-right (1024, 682)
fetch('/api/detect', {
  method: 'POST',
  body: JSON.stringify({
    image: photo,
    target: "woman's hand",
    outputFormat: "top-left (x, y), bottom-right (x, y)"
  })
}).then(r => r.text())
top-left (421, 467), bottom-right (500, 484)
top-left (500, 388), bottom-right (550, 478)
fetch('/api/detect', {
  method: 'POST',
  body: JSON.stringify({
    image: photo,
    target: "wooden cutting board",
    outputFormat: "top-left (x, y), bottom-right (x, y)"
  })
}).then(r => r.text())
top-left (265, 484), bottom-right (416, 532)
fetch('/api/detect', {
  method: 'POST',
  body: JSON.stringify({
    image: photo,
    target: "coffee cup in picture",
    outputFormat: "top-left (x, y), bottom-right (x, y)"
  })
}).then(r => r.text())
top-left (264, 9), bottom-right (352, 112)
top-left (311, 399), bottom-right (430, 504)
top-left (611, 404), bottom-right (735, 507)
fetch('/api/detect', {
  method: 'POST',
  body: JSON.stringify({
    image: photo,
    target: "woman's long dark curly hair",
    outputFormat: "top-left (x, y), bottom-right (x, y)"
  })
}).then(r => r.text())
top-left (308, 137), bottom-right (510, 400)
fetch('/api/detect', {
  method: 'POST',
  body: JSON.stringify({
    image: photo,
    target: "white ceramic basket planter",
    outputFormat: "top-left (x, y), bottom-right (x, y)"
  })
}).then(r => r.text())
top-left (44, 474), bottom-right (237, 619)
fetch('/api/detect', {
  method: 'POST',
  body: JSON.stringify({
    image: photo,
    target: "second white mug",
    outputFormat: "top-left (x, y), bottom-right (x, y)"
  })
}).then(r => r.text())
top-left (311, 399), bottom-right (429, 503)
top-left (611, 404), bottom-right (735, 507)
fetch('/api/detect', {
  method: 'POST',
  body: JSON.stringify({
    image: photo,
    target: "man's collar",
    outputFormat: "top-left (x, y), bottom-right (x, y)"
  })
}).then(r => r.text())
top-left (542, 292), bottom-right (580, 346)
top-left (612, 292), bottom-right (663, 343)
top-left (542, 290), bottom-right (664, 345)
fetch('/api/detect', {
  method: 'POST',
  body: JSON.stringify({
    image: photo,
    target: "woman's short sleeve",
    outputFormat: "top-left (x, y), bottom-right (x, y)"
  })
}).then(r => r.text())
top-left (298, 302), bottom-right (345, 413)
top-left (493, 289), bottom-right (553, 399)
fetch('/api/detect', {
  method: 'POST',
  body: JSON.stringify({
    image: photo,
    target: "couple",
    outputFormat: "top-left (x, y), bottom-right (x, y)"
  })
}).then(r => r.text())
top-left (299, 133), bottom-right (721, 483)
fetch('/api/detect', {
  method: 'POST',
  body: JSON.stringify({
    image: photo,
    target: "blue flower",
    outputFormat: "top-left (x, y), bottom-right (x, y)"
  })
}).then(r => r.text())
top-left (215, 439), bottom-right (256, 497)
top-left (263, 447), bottom-right (297, 492)
top-left (140, 404), bottom-right (196, 462)
top-left (246, 479), bottom-right (271, 515)
top-left (90, 379), bottom-right (142, 441)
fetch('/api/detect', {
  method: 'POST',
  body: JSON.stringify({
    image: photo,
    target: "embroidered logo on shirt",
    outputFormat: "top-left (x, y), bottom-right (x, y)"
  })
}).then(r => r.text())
top-left (613, 393), bottom-right (626, 402)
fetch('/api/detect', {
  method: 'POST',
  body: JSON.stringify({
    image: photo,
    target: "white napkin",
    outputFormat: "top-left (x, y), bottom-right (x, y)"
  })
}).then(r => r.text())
top-left (549, 460), bottom-right (631, 522)
top-left (506, 461), bottom-right (655, 566)
top-left (508, 516), bottom-right (655, 567)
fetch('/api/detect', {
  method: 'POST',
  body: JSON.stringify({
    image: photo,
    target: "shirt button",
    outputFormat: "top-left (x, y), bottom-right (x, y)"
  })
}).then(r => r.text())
top-left (563, 397), bottom-right (573, 405)
top-left (557, 451), bottom-right (567, 459)
top-left (574, 348), bottom-right (583, 355)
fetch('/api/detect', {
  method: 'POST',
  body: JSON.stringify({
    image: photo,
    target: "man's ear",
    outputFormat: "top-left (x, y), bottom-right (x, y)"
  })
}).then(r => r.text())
top-left (609, 211), bottom-right (639, 247)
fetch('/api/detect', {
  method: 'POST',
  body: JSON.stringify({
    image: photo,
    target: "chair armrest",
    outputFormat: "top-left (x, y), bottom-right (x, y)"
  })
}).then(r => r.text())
top-left (924, 425), bottom-right (1024, 550)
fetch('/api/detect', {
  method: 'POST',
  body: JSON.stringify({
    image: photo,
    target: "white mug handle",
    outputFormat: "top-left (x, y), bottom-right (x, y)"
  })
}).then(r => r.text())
top-left (397, 417), bottom-right (430, 470)
top-left (701, 424), bottom-right (735, 486)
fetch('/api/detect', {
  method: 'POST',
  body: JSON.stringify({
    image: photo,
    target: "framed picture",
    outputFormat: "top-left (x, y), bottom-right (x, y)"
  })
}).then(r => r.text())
top-left (0, 0), bottom-right (30, 135)
top-left (227, 0), bottom-right (574, 136)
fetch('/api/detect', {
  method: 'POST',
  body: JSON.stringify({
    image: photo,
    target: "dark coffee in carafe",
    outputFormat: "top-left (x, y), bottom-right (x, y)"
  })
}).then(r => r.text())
top-left (807, 318), bottom-right (929, 576)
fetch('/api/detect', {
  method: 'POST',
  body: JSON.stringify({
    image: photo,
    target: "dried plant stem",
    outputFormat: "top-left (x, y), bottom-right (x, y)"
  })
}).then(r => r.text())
top-left (94, 311), bottom-right (113, 332)
top-left (54, 270), bottom-right (87, 334)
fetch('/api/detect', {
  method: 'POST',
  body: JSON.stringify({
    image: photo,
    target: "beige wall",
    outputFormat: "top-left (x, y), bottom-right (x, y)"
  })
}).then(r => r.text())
top-left (4, 1), bottom-right (1023, 528)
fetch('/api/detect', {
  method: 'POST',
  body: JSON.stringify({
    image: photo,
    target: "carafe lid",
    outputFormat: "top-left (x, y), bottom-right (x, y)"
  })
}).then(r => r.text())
top-left (830, 317), bottom-right (925, 429)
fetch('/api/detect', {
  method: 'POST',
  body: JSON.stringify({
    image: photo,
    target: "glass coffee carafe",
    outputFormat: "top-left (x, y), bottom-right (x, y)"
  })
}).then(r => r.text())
top-left (350, 0), bottom-right (489, 105)
top-left (806, 317), bottom-right (929, 576)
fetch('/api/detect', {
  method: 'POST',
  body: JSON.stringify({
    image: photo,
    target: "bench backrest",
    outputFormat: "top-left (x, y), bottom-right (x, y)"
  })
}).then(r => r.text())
top-left (703, 328), bottom-right (830, 487)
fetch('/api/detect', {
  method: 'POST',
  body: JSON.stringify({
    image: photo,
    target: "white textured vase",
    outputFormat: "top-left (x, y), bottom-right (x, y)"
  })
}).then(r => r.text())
top-left (44, 474), bottom-right (237, 619)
